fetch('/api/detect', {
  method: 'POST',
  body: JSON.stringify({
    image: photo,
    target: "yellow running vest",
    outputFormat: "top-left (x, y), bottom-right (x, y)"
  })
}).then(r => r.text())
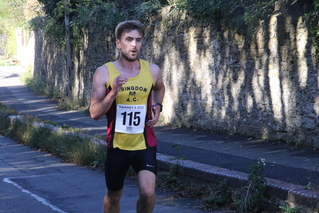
top-left (105, 59), bottom-right (155, 150)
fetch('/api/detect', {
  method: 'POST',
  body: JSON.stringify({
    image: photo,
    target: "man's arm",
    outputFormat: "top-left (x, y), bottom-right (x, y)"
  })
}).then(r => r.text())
top-left (89, 65), bottom-right (128, 121)
top-left (147, 63), bottom-right (165, 127)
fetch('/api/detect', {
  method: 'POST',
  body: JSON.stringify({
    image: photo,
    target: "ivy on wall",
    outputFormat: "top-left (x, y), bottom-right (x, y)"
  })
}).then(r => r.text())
top-left (30, 0), bottom-right (121, 47)
top-left (30, 0), bottom-right (318, 49)
top-left (309, 0), bottom-right (319, 52)
top-left (30, 0), bottom-right (167, 47)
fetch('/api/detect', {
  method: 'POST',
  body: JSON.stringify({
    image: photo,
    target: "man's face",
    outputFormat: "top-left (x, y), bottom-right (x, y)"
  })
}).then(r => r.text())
top-left (116, 29), bottom-right (142, 61)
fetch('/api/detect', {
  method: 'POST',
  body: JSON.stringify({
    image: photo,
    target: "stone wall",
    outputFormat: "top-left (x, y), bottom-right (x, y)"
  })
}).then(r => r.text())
top-left (147, 13), bottom-right (319, 147)
top-left (34, 28), bottom-right (68, 96)
top-left (33, 8), bottom-right (319, 147)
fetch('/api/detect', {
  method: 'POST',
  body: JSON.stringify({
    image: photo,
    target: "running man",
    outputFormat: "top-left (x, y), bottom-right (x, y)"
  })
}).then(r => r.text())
top-left (90, 20), bottom-right (165, 213)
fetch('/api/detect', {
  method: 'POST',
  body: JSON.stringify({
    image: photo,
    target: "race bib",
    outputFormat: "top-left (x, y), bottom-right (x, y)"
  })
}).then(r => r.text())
top-left (115, 104), bottom-right (146, 134)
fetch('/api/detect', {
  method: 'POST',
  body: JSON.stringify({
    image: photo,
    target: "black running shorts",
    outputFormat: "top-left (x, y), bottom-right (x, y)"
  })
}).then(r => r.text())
top-left (104, 146), bottom-right (157, 191)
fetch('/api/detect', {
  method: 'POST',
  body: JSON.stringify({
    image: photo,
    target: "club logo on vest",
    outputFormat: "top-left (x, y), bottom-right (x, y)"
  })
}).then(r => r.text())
top-left (120, 85), bottom-right (148, 103)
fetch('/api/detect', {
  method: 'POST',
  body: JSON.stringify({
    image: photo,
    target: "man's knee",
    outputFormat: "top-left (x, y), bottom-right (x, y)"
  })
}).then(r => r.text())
top-left (139, 188), bottom-right (155, 202)
top-left (105, 190), bottom-right (122, 205)
top-left (138, 170), bottom-right (156, 200)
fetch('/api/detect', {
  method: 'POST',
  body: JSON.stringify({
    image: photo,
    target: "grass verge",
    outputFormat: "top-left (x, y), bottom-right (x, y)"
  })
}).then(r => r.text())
top-left (0, 59), bottom-right (19, 66)
top-left (0, 102), bottom-right (105, 169)
top-left (20, 67), bottom-right (86, 111)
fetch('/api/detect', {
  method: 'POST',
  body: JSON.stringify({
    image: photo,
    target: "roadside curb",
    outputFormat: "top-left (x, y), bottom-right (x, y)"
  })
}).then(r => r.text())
top-left (157, 153), bottom-right (319, 209)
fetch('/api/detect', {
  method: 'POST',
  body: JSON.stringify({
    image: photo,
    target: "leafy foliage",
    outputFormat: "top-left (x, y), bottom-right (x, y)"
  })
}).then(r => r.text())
top-left (158, 164), bottom-right (183, 189)
top-left (20, 68), bottom-right (47, 96)
top-left (133, 0), bottom-right (163, 23)
top-left (168, 0), bottom-right (222, 22)
top-left (279, 202), bottom-right (302, 213)
top-left (0, 0), bottom-right (28, 26)
top-left (0, 103), bottom-right (18, 135)
top-left (236, 159), bottom-right (267, 212)
top-left (203, 181), bottom-right (232, 209)
top-left (166, 0), bottom-right (277, 26)
top-left (20, 67), bottom-right (85, 110)
top-left (308, 0), bottom-right (319, 53)
top-left (0, 0), bottom-right (29, 58)
top-left (241, 0), bottom-right (276, 30)
top-left (30, 0), bottom-right (319, 49)
top-left (31, 0), bottom-right (122, 46)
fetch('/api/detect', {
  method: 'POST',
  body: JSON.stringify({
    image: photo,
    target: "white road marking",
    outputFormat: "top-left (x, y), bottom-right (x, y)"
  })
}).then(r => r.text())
top-left (3, 177), bottom-right (67, 213)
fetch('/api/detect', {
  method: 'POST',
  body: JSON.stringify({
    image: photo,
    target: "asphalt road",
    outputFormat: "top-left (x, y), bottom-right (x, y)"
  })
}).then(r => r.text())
top-left (0, 135), bottom-right (105, 213)
top-left (1, 135), bottom-right (224, 213)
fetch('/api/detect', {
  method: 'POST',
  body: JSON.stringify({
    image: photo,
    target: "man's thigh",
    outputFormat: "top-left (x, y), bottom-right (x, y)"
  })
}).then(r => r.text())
top-left (104, 148), bottom-right (131, 191)
top-left (131, 146), bottom-right (157, 175)
top-left (137, 170), bottom-right (156, 194)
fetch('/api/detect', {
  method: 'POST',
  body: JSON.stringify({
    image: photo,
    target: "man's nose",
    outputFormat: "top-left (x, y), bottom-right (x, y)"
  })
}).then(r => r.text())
top-left (131, 40), bottom-right (137, 47)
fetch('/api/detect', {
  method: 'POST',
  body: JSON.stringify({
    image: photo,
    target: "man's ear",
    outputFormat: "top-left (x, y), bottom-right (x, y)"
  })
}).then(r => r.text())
top-left (116, 39), bottom-right (121, 50)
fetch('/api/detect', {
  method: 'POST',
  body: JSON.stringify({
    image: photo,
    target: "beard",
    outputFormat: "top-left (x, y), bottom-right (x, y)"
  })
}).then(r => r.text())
top-left (121, 51), bottom-right (139, 62)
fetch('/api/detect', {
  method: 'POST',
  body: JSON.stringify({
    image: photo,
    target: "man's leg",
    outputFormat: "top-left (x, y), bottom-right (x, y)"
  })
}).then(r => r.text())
top-left (136, 170), bottom-right (156, 213)
top-left (103, 189), bottom-right (123, 213)
top-left (104, 148), bottom-right (129, 213)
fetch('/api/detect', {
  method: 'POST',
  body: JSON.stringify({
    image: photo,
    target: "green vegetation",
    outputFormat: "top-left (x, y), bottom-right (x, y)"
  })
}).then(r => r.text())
top-left (279, 202), bottom-right (303, 213)
top-left (155, 159), bottom-right (307, 212)
top-left (26, 0), bottom-right (319, 54)
top-left (20, 67), bottom-right (85, 110)
top-left (0, 103), bottom-right (19, 132)
top-left (309, 0), bottom-right (319, 53)
top-left (0, 102), bottom-right (106, 168)
top-left (20, 67), bottom-right (47, 96)
top-left (0, 59), bottom-right (17, 66)
top-left (236, 158), bottom-right (267, 212)
top-left (156, 164), bottom-right (234, 210)
top-left (203, 181), bottom-right (232, 209)
top-left (0, 0), bottom-right (32, 58)
top-left (158, 164), bottom-right (184, 189)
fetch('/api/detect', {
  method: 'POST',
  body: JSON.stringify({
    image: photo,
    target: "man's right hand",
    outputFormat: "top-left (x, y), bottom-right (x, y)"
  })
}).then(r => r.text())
top-left (113, 75), bottom-right (128, 95)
